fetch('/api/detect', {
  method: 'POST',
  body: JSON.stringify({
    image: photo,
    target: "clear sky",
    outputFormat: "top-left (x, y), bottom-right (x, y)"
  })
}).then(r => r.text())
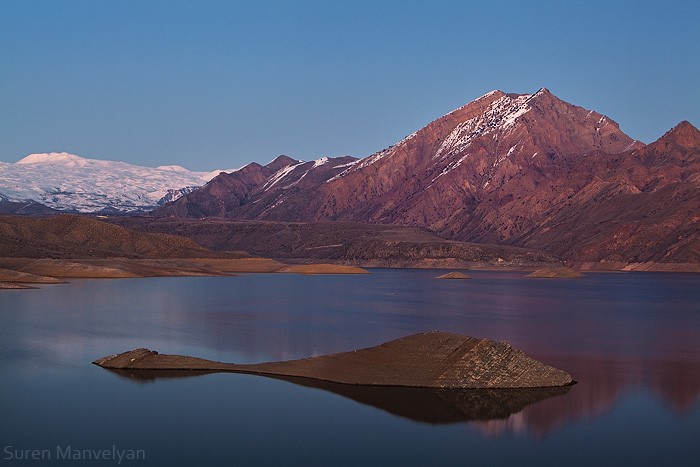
top-left (1, 0), bottom-right (698, 171)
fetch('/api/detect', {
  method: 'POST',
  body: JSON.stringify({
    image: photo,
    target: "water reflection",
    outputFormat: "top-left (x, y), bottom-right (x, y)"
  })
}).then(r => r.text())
top-left (486, 354), bottom-right (700, 437)
top-left (100, 350), bottom-right (700, 436)
top-left (102, 368), bottom-right (572, 425)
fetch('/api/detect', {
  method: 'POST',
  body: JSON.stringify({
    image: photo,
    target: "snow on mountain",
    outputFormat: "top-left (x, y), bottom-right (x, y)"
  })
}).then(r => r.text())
top-left (0, 152), bottom-right (235, 213)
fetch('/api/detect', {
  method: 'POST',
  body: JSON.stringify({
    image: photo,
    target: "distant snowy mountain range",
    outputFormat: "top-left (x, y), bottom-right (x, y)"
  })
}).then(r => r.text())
top-left (0, 152), bottom-right (236, 213)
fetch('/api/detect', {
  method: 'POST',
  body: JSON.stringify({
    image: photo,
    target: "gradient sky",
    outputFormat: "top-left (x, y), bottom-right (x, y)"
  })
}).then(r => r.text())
top-left (1, 0), bottom-right (698, 171)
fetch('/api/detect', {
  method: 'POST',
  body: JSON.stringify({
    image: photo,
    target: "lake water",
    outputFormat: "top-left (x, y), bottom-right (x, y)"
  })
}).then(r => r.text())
top-left (1, 269), bottom-right (699, 466)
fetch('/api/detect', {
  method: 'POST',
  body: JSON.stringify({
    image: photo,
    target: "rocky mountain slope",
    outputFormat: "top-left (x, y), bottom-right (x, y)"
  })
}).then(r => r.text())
top-left (515, 121), bottom-right (699, 265)
top-left (156, 155), bottom-right (358, 218)
top-left (153, 89), bottom-right (698, 267)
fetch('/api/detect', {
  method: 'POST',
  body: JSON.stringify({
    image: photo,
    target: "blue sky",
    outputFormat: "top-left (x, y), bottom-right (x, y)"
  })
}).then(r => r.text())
top-left (1, 0), bottom-right (698, 171)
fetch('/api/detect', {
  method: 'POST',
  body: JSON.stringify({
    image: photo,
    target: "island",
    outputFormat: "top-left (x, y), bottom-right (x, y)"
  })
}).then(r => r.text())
top-left (94, 331), bottom-right (574, 389)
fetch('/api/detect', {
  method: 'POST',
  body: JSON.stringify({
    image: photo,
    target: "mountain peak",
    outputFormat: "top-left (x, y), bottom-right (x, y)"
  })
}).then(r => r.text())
top-left (477, 88), bottom-right (553, 100)
top-left (659, 121), bottom-right (700, 149)
top-left (17, 152), bottom-right (86, 165)
top-left (477, 89), bottom-right (506, 100)
top-left (266, 155), bottom-right (300, 172)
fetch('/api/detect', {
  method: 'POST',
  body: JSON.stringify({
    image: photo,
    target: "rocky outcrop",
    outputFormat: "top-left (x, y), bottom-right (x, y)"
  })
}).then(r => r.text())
top-left (514, 121), bottom-right (700, 264)
top-left (94, 331), bottom-right (573, 389)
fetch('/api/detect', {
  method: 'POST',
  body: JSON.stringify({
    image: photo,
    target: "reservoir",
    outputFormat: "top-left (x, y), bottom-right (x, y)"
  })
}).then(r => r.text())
top-left (1, 270), bottom-right (698, 465)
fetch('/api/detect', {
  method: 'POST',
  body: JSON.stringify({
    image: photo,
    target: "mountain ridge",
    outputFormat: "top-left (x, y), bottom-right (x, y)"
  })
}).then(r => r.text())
top-left (152, 88), bottom-right (698, 267)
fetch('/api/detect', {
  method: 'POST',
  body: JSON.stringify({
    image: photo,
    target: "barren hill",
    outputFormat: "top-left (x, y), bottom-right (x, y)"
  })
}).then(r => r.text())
top-left (112, 216), bottom-right (561, 269)
top-left (0, 215), bottom-right (377, 282)
top-left (0, 214), bottom-right (224, 259)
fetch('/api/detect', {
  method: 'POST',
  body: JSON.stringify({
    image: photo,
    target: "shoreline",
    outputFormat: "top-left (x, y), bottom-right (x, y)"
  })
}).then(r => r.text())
top-left (0, 257), bottom-right (370, 288)
top-left (2, 256), bottom-right (697, 290)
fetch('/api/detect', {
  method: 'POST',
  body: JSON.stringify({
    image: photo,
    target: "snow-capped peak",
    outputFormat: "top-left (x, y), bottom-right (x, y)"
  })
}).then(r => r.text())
top-left (432, 92), bottom-right (535, 162)
top-left (17, 152), bottom-right (87, 165)
top-left (329, 90), bottom-right (538, 183)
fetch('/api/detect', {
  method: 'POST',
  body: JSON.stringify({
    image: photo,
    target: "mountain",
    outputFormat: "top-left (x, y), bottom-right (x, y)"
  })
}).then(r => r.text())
top-left (514, 121), bottom-right (699, 265)
top-left (153, 89), bottom-right (698, 267)
top-left (155, 155), bottom-right (358, 218)
top-left (0, 152), bottom-right (234, 213)
top-left (155, 89), bottom-right (640, 222)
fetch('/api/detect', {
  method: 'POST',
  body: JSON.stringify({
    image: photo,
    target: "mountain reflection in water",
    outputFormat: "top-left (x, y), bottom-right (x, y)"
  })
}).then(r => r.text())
top-left (484, 353), bottom-right (700, 437)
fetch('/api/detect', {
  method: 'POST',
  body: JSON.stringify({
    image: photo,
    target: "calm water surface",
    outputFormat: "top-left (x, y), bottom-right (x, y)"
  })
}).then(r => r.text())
top-left (1, 269), bottom-right (699, 466)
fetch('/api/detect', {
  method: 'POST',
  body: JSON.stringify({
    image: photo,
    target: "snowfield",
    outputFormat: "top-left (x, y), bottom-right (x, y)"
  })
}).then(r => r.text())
top-left (0, 152), bottom-right (234, 213)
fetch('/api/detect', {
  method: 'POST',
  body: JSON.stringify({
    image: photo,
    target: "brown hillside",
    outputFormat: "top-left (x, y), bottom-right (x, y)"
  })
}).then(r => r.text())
top-left (112, 217), bottom-right (561, 269)
top-left (0, 214), bottom-right (246, 259)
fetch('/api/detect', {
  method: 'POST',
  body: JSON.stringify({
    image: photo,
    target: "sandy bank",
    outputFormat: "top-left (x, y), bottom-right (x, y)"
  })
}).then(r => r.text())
top-left (278, 263), bottom-right (370, 275)
top-left (526, 267), bottom-right (583, 278)
top-left (0, 267), bottom-right (65, 283)
top-left (575, 261), bottom-right (700, 273)
top-left (0, 256), bottom-right (370, 288)
top-left (436, 271), bottom-right (471, 279)
top-left (0, 282), bottom-right (38, 289)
